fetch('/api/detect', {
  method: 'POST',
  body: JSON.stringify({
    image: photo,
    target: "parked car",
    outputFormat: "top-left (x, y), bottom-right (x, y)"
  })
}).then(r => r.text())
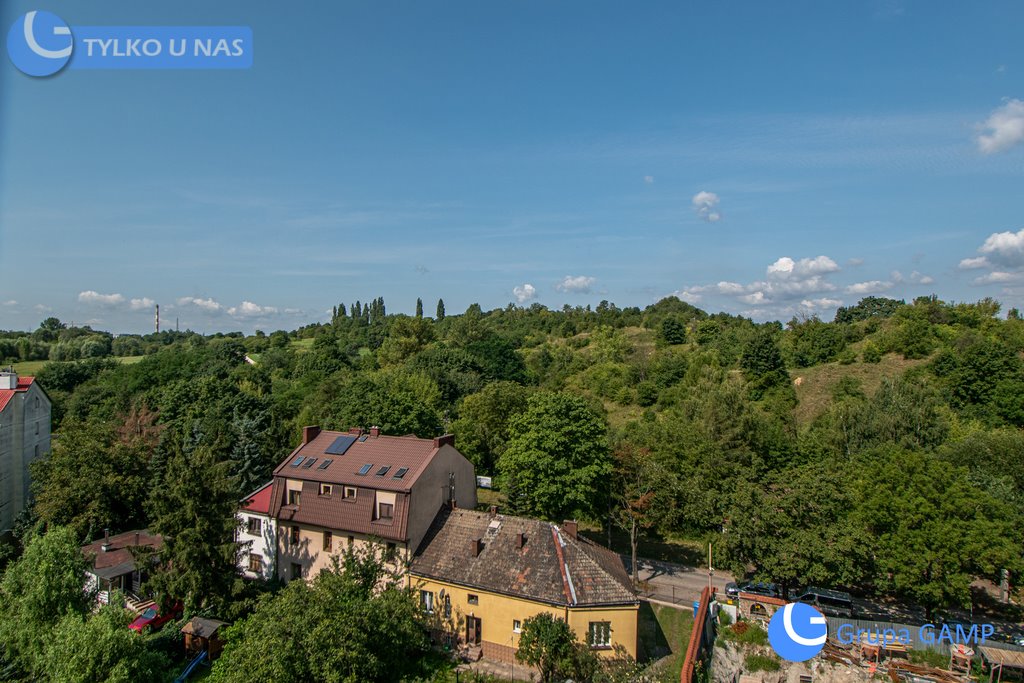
top-left (794, 587), bottom-right (854, 618)
top-left (726, 581), bottom-right (780, 599)
top-left (128, 601), bottom-right (183, 633)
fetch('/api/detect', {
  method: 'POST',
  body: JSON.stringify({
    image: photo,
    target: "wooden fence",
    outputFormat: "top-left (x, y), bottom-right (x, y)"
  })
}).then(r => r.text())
top-left (681, 586), bottom-right (716, 683)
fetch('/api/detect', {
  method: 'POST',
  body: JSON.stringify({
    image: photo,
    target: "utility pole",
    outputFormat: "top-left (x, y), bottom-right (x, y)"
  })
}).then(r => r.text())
top-left (154, 304), bottom-right (160, 334)
top-left (708, 542), bottom-right (714, 594)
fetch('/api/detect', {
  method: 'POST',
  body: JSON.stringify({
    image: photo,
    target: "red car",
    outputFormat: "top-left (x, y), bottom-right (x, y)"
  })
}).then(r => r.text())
top-left (128, 602), bottom-right (182, 633)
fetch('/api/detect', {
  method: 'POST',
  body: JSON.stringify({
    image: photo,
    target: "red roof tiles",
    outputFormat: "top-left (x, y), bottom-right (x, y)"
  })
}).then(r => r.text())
top-left (0, 375), bottom-right (35, 412)
top-left (241, 482), bottom-right (273, 515)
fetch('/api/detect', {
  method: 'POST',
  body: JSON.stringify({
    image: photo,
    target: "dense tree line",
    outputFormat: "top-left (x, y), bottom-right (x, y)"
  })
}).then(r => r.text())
top-left (2, 293), bottom-right (1023, 679)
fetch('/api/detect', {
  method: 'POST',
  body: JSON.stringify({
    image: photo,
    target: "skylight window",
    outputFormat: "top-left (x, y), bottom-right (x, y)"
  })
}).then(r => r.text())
top-left (393, 467), bottom-right (409, 479)
top-left (375, 465), bottom-right (391, 477)
top-left (357, 463), bottom-right (373, 476)
top-left (290, 456), bottom-right (304, 467)
top-left (317, 459), bottom-right (333, 470)
top-left (302, 457), bottom-right (317, 469)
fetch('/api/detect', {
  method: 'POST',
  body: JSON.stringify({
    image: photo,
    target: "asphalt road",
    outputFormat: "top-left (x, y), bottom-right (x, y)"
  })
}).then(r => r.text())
top-left (623, 555), bottom-right (1024, 648)
top-left (623, 555), bottom-right (734, 607)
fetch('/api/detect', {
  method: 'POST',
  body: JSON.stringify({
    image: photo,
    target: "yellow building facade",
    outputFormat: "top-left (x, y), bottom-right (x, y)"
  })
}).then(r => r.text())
top-left (409, 508), bottom-right (639, 664)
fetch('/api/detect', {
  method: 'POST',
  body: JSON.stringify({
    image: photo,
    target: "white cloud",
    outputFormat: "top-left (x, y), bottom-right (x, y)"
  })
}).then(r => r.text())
top-left (673, 288), bottom-right (704, 304)
top-left (973, 271), bottom-right (1022, 285)
top-left (691, 191), bottom-right (722, 223)
top-left (675, 254), bottom-right (842, 311)
top-left (513, 284), bottom-right (537, 303)
top-left (848, 257), bottom-right (865, 267)
top-left (739, 291), bottom-right (768, 305)
top-left (34, 304), bottom-right (52, 313)
top-left (716, 281), bottom-right (746, 295)
top-left (800, 297), bottom-right (843, 310)
top-left (228, 301), bottom-right (278, 318)
top-left (78, 291), bottom-right (125, 306)
top-left (766, 255), bottom-right (840, 280)
top-left (129, 297), bottom-right (155, 311)
top-left (976, 99), bottom-right (1024, 154)
top-left (959, 256), bottom-right (989, 270)
top-left (910, 271), bottom-right (934, 285)
top-left (177, 296), bottom-right (223, 313)
top-left (2, 300), bottom-right (16, 306)
top-left (643, 175), bottom-right (655, 184)
top-left (555, 275), bottom-right (596, 294)
top-left (978, 228), bottom-right (1024, 269)
top-left (846, 280), bottom-right (893, 295)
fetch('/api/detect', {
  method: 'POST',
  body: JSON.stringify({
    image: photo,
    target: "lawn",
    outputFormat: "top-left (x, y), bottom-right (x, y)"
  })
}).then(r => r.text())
top-left (638, 602), bottom-right (693, 680)
top-left (11, 355), bottom-right (145, 376)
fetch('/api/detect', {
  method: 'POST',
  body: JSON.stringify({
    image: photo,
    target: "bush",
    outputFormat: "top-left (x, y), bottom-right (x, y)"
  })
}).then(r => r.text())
top-left (745, 654), bottom-right (781, 672)
top-left (862, 341), bottom-right (882, 363)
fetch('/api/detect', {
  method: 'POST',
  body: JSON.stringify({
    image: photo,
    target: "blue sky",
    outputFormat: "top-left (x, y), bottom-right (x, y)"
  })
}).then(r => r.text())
top-left (1, 0), bottom-right (1022, 334)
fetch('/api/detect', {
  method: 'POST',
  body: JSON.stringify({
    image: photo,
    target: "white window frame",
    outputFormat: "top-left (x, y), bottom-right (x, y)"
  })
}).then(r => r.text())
top-left (589, 621), bottom-right (612, 648)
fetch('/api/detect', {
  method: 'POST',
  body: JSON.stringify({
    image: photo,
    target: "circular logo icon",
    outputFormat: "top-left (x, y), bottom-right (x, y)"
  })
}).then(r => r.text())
top-left (768, 602), bottom-right (828, 662)
top-left (7, 10), bottom-right (73, 77)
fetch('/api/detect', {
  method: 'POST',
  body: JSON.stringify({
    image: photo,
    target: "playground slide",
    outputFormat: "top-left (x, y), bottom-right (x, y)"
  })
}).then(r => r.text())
top-left (173, 650), bottom-right (207, 683)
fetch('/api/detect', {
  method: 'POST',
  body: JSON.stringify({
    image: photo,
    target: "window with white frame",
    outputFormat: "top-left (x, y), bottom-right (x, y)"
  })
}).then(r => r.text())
top-left (420, 590), bottom-right (434, 613)
top-left (588, 621), bottom-right (612, 648)
top-left (513, 619), bottom-right (522, 633)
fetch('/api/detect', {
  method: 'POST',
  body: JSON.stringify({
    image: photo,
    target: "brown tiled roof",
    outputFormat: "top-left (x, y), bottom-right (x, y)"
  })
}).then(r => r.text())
top-left (272, 481), bottom-right (409, 541)
top-left (272, 430), bottom-right (442, 492)
top-left (81, 529), bottom-right (162, 580)
top-left (410, 507), bottom-right (637, 608)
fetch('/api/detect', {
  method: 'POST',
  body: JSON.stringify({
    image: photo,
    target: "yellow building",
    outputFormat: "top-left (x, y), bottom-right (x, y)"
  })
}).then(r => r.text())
top-left (409, 507), bottom-right (639, 663)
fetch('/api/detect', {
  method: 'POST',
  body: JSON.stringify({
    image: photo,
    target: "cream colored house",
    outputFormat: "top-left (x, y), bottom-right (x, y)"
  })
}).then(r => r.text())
top-left (409, 507), bottom-right (639, 662)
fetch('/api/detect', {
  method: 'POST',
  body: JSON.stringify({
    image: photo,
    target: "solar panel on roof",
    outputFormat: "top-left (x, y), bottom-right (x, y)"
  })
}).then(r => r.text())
top-left (357, 463), bottom-right (373, 475)
top-left (290, 456), bottom-right (304, 467)
top-left (325, 435), bottom-right (358, 456)
top-left (302, 457), bottom-right (317, 468)
top-left (317, 459), bottom-right (333, 470)
top-left (375, 465), bottom-right (391, 477)
top-left (358, 435), bottom-right (368, 442)
top-left (393, 467), bottom-right (409, 479)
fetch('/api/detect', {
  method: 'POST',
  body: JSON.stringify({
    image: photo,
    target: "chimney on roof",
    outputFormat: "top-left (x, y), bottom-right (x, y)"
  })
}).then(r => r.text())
top-left (562, 520), bottom-right (578, 539)
top-left (488, 505), bottom-right (497, 517)
top-left (134, 532), bottom-right (140, 547)
top-left (302, 426), bottom-right (321, 445)
top-left (516, 532), bottom-right (526, 549)
top-left (432, 434), bottom-right (455, 449)
top-left (101, 528), bottom-right (110, 552)
top-left (0, 371), bottom-right (17, 391)
top-left (471, 538), bottom-right (483, 557)
top-left (348, 427), bottom-right (363, 435)
top-left (369, 425), bottom-right (380, 437)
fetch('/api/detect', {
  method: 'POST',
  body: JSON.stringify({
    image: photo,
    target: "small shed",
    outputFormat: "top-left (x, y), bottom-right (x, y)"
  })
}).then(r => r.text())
top-left (979, 646), bottom-right (1024, 683)
top-left (181, 617), bottom-right (227, 661)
